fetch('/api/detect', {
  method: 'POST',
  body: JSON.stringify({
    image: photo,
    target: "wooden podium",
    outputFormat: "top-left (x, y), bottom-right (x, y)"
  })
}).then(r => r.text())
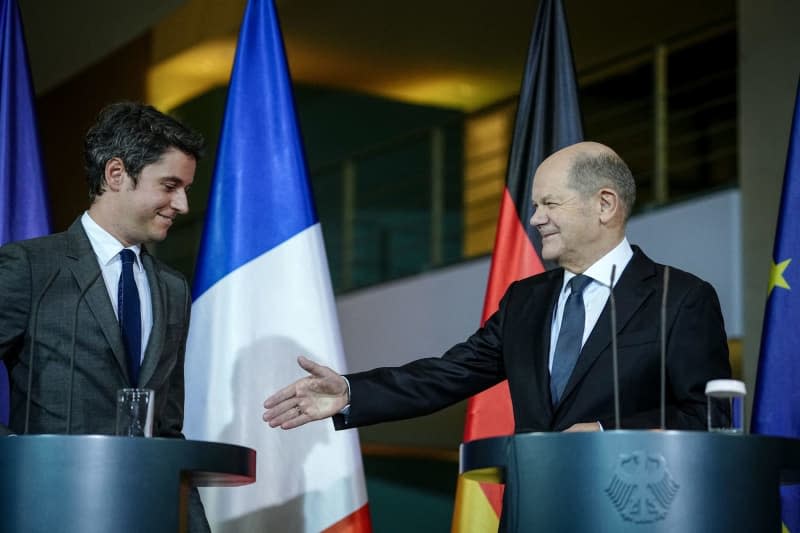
top-left (460, 431), bottom-right (800, 532)
top-left (0, 435), bottom-right (256, 532)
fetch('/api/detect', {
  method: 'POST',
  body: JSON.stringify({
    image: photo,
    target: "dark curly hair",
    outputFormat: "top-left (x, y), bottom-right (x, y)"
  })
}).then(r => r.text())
top-left (84, 102), bottom-right (205, 201)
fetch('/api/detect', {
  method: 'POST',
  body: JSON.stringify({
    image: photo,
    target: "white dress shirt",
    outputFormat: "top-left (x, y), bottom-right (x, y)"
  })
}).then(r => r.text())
top-left (81, 212), bottom-right (152, 362)
top-left (548, 238), bottom-right (634, 371)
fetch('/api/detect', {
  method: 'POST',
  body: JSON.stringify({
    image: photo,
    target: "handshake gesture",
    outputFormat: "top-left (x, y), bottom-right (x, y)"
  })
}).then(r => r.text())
top-left (262, 356), bottom-right (350, 429)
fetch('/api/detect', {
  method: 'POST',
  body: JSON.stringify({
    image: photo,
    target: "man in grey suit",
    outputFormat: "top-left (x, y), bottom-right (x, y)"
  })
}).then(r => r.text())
top-left (0, 102), bottom-right (210, 532)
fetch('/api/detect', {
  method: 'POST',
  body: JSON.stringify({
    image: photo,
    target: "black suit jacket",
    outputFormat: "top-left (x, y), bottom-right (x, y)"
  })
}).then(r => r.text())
top-left (0, 218), bottom-right (210, 532)
top-left (335, 247), bottom-right (731, 432)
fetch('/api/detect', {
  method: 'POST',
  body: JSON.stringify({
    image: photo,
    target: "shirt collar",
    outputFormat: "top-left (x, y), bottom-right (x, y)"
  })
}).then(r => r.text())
top-left (562, 237), bottom-right (633, 292)
top-left (81, 212), bottom-right (142, 267)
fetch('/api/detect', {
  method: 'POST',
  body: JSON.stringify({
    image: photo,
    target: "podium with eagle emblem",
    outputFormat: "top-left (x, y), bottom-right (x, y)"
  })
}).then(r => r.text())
top-left (460, 431), bottom-right (800, 532)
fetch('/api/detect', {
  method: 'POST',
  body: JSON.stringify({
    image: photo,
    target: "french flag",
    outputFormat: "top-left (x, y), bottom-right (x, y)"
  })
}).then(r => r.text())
top-left (184, 0), bottom-right (370, 530)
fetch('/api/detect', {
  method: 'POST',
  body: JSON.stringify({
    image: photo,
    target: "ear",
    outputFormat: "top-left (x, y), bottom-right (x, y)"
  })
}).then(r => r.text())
top-left (104, 158), bottom-right (127, 192)
top-left (598, 188), bottom-right (619, 224)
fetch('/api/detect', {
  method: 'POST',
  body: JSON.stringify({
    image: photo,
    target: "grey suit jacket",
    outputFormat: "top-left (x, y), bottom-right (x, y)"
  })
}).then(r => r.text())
top-left (0, 218), bottom-right (190, 436)
top-left (0, 218), bottom-right (209, 532)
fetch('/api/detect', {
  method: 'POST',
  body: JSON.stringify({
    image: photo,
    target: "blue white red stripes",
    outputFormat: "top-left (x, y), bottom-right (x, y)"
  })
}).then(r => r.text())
top-left (183, 0), bottom-right (370, 530)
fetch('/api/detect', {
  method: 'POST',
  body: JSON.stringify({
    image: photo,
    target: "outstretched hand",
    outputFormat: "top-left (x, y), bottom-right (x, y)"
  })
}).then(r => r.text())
top-left (263, 356), bottom-right (349, 429)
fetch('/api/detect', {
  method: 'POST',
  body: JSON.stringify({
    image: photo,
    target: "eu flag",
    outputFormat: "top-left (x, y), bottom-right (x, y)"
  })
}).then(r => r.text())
top-left (751, 78), bottom-right (800, 532)
top-left (0, 0), bottom-right (51, 425)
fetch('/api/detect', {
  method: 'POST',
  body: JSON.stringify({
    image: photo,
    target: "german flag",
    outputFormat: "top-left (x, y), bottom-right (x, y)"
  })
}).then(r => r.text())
top-left (452, 0), bottom-right (583, 529)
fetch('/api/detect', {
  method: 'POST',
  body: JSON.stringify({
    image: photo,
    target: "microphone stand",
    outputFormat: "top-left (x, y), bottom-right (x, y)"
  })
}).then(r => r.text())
top-left (603, 264), bottom-right (671, 431)
top-left (66, 271), bottom-right (102, 434)
top-left (25, 268), bottom-right (62, 434)
top-left (660, 266), bottom-right (670, 430)
top-left (608, 265), bottom-right (620, 430)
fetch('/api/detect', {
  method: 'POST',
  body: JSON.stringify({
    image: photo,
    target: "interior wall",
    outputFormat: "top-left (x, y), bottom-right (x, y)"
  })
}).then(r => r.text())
top-left (626, 189), bottom-right (742, 336)
top-left (18, 0), bottom-right (184, 94)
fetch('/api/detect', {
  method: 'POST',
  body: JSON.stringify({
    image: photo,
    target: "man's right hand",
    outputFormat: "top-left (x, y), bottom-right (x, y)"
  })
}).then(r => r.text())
top-left (262, 356), bottom-right (349, 429)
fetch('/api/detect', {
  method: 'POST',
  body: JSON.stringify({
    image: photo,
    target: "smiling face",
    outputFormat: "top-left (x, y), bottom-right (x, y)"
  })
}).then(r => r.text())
top-left (529, 142), bottom-right (630, 272)
top-left (530, 154), bottom-right (601, 272)
top-left (97, 148), bottom-right (196, 246)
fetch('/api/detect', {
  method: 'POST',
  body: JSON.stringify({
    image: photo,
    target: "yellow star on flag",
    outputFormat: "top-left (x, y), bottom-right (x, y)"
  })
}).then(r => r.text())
top-left (769, 258), bottom-right (792, 295)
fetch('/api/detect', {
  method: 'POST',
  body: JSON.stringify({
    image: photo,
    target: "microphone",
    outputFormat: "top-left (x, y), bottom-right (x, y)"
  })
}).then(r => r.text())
top-left (66, 270), bottom-right (103, 434)
top-left (608, 265), bottom-right (620, 430)
top-left (25, 268), bottom-right (62, 434)
top-left (660, 266), bottom-right (670, 430)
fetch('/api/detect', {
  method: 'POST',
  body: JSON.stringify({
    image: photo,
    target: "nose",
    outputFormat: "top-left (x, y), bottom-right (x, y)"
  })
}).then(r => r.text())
top-left (530, 206), bottom-right (545, 226)
top-left (172, 189), bottom-right (189, 214)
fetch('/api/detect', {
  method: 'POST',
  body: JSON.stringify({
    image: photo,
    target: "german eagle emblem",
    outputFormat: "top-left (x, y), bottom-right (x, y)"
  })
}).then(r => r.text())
top-left (605, 450), bottom-right (679, 524)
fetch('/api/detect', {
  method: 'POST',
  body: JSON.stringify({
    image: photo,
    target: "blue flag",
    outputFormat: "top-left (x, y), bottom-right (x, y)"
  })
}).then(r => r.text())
top-left (184, 1), bottom-right (370, 529)
top-left (751, 78), bottom-right (800, 532)
top-left (191, 0), bottom-right (316, 300)
top-left (0, 0), bottom-right (51, 426)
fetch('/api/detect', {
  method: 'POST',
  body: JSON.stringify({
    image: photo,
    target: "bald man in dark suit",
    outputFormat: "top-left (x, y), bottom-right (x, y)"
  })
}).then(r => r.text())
top-left (262, 142), bottom-right (731, 434)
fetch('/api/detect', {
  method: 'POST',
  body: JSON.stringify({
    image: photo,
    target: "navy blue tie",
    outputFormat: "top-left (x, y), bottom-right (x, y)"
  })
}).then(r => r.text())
top-left (550, 274), bottom-right (592, 405)
top-left (118, 249), bottom-right (141, 387)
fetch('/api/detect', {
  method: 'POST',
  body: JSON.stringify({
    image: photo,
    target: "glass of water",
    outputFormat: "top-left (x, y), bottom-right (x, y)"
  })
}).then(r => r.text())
top-left (705, 379), bottom-right (746, 433)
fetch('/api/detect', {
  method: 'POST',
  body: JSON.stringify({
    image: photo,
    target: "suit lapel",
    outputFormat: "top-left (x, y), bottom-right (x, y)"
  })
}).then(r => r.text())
top-left (516, 269), bottom-right (563, 416)
top-left (536, 272), bottom-right (562, 411)
top-left (64, 220), bottom-right (129, 382)
top-left (556, 249), bottom-right (657, 407)
top-left (138, 249), bottom-right (164, 387)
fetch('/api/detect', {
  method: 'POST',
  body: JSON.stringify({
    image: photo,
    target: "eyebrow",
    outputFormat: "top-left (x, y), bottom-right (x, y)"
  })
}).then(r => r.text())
top-left (536, 194), bottom-right (556, 204)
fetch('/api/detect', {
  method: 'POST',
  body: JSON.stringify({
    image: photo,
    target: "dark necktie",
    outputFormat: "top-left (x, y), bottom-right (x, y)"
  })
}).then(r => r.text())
top-left (550, 274), bottom-right (592, 405)
top-left (118, 249), bottom-right (141, 387)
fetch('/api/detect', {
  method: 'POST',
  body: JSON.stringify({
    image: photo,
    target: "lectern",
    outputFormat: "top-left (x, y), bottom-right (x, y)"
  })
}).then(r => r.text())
top-left (0, 435), bottom-right (256, 533)
top-left (460, 431), bottom-right (800, 532)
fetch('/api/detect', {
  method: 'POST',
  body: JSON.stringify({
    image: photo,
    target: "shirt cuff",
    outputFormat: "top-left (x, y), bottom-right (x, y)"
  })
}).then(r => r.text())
top-left (339, 376), bottom-right (352, 415)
